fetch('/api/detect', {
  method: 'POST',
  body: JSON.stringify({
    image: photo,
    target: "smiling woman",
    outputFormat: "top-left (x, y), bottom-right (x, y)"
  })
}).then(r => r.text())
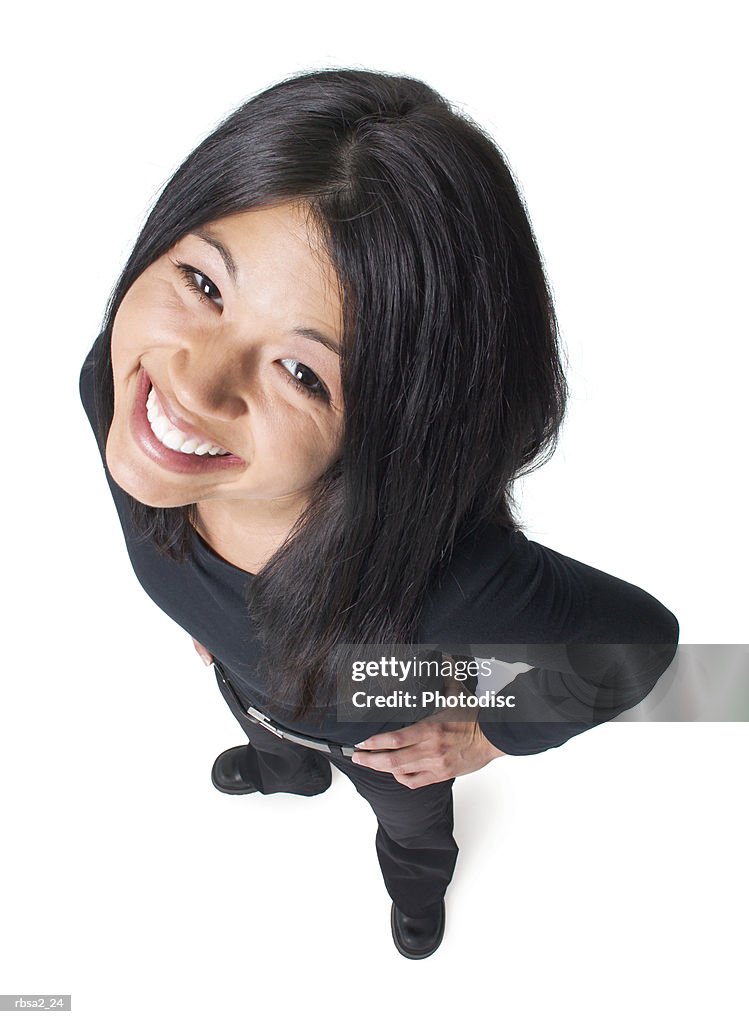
top-left (79, 66), bottom-right (679, 959)
top-left (104, 202), bottom-right (345, 570)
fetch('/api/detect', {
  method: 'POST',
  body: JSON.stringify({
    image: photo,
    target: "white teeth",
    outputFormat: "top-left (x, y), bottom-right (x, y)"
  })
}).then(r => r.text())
top-left (145, 386), bottom-right (231, 456)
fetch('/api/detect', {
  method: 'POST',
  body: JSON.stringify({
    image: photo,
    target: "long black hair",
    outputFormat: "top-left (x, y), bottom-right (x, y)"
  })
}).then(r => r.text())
top-left (89, 66), bottom-right (568, 723)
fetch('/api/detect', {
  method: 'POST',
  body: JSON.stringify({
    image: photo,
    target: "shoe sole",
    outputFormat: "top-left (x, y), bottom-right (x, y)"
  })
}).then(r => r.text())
top-left (211, 774), bottom-right (258, 795)
top-left (211, 773), bottom-right (331, 796)
top-left (390, 901), bottom-right (445, 959)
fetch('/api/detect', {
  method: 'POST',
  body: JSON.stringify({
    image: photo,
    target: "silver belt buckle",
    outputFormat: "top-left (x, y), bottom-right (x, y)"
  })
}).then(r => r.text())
top-left (243, 694), bottom-right (355, 758)
top-left (244, 702), bottom-right (329, 752)
top-left (244, 703), bottom-right (285, 738)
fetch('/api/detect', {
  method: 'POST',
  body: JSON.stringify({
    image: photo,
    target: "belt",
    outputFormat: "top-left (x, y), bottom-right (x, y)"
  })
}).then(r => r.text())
top-left (213, 659), bottom-right (357, 759)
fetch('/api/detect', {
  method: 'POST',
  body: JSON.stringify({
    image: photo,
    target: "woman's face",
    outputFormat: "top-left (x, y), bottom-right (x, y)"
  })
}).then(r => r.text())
top-left (106, 201), bottom-right (344, 512)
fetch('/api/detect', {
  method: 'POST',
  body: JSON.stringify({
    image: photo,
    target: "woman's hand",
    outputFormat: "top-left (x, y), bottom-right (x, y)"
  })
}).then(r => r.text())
top-left (351, 655), bottom-right (506, 787)
top-left (351, 699), bottom-right (506, 788)
top-left (192, 637), bottom-right (214, 666)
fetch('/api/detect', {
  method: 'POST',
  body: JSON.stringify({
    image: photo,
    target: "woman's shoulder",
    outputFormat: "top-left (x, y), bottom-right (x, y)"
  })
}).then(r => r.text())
top-left (78, 333), bottom-right (107, 463)
top-left (418, 518), bottom-right (679, 649)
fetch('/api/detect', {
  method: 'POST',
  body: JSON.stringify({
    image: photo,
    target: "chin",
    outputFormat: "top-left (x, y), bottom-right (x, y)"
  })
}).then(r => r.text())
top-left (105, 442), bottom-right (194, 509)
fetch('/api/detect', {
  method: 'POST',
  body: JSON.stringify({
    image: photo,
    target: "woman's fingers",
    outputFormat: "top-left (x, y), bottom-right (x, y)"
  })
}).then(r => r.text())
top-left (191, 637), bottom-right (214, 666)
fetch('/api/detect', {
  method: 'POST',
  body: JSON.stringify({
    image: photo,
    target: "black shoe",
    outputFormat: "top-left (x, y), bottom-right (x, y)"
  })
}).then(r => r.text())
top-left (211, 745), bottom-right (258, 795)
top-left (390, 899), bottom-right (445, 959)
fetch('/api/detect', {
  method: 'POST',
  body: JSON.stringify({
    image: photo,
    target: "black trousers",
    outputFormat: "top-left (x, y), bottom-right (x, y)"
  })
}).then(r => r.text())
top-left (215, 666), bottom-right (459, 918)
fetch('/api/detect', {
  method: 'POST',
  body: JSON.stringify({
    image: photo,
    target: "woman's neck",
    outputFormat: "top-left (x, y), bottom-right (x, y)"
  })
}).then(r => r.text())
top-left (193, 497), bottom-right (303, 575)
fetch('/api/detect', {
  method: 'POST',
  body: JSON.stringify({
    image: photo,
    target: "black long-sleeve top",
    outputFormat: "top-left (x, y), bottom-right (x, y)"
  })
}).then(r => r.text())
top-left (79, 337), bottom-right (680, 756)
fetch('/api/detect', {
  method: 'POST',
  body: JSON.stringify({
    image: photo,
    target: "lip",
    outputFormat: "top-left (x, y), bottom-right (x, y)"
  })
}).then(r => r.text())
top-left (130, 366), bottom-right (247, 474)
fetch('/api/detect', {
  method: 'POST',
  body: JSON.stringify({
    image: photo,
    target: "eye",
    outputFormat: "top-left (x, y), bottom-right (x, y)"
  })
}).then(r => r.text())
top-left (173, 260), bottom-right (223, 310)
top-left (279, 359), bottom-right (329, 403)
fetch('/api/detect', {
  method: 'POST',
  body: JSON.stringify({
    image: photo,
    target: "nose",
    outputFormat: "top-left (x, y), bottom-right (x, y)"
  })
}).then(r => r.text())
top-left (167, 346), bottom-right (249, 426)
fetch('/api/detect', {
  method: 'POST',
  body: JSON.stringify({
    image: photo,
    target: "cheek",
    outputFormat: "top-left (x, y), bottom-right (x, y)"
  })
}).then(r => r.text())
top-left (112, 280), bottom-right (183, 361)
top-left (255, 407), bottom-right (336, 475)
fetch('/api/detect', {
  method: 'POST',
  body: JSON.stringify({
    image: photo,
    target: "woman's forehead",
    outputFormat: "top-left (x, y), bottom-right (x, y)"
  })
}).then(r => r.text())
top-left (205, 202), bottom-right (325, 256)
top-left (202, 206), bottom-right (336, 287)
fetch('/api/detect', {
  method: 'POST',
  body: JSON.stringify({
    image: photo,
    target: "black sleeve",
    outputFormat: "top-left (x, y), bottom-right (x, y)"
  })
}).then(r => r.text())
top-left (78, 333), bottom-right (137, 535)
top-left (78, 333), bottom-right (108, 466)
top-left (419, 523), bottom-right (680, 756)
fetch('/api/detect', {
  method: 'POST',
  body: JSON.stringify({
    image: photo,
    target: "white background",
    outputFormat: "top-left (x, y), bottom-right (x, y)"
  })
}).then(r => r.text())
top-left (2, 2), bottom-right (746, 1022)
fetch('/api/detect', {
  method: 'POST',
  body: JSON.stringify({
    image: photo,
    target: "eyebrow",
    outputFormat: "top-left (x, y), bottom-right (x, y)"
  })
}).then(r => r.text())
top-left (190, 229), bottom-right (238, 282)
top-left (188, 229), bottom-right (341, 356)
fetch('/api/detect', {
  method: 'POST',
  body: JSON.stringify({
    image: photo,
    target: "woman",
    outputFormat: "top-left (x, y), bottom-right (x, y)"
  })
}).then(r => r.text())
top-left (79, 67), bottom-right (679, 960)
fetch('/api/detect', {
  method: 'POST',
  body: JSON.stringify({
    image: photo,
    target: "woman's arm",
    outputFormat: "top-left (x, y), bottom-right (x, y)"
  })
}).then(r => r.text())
top-left (354, 524), bottom-right (679, 783)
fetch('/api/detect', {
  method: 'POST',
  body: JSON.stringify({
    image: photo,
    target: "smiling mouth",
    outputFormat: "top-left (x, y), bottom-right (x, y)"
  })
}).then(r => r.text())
top-left (145, 379), bottom-right (235, 457)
